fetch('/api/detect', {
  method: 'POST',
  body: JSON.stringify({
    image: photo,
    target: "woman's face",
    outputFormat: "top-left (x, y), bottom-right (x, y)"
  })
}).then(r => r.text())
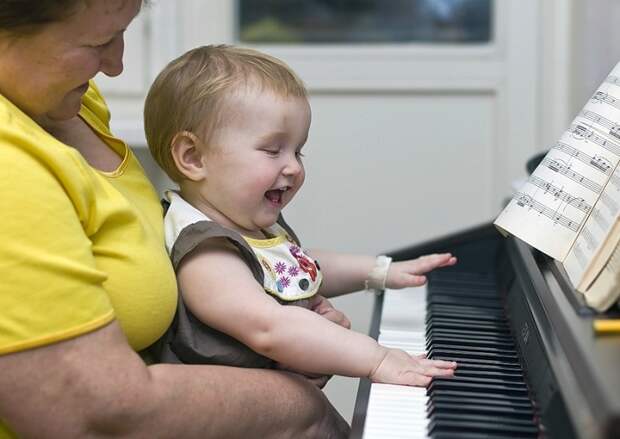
top-left (0, 0), bottom-right (141, 120)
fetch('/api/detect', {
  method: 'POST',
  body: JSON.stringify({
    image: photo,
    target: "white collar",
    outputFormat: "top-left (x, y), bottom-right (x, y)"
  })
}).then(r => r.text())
top-left (163, 190), bottom-right (212, 254)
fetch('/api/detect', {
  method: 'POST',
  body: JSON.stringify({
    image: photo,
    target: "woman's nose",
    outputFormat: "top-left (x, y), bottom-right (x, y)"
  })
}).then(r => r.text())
top-left (100, 36), bottom-right (125, 77)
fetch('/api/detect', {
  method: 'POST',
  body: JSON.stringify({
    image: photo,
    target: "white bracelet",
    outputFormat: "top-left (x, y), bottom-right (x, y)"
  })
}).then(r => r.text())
top-left (364, 255), bottom-right (392, 295)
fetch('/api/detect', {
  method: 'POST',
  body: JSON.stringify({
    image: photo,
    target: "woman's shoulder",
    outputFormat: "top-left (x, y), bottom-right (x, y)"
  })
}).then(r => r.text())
top-left (0, 94), bottom-right (73, 169)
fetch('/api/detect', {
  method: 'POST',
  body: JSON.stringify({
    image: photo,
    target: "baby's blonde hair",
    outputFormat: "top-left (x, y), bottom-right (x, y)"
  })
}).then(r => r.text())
top-left (144, 44), bottom-right (308, 182)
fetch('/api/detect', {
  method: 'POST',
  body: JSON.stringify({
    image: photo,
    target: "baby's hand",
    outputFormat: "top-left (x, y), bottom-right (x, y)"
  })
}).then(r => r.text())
top-left (369, 348), bottom-right (456, 386)
top-left (386, 253), bottom-right (457, 289)
top-left (310, 295), bottom-right (351, 329)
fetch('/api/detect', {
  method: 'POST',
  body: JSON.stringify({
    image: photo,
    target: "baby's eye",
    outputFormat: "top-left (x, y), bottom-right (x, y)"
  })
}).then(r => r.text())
top-left (262, 148), bottom-right (280, 156)
top-left (296, 151), bottom-right (305, 159)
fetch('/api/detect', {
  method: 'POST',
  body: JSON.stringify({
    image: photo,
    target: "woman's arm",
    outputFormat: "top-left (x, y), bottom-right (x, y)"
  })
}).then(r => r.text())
top-left (310, 249), bottom-right (457, 297)
top-left (178, 240), bottom-right (455, 382)
top-left (0, 320), bottom-right (349, 438)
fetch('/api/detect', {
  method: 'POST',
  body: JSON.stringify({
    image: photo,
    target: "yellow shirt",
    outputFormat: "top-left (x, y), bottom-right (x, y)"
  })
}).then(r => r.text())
top-left (0, 83), bottom-right (177, 437)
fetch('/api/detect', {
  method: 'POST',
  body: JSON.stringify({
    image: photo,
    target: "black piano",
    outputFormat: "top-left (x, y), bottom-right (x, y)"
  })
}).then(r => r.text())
top-left (350, 222), bottom-right (620, 439)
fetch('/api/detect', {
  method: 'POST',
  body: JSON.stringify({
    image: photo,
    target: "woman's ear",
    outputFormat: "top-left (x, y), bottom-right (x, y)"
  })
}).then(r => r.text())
top-left (170, 131), bottom-right (207, 181)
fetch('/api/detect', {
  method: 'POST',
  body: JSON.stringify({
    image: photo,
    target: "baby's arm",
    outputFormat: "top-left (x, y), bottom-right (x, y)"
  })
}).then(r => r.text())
top-left (177, 239), bottom-right (455, 384)
top-left (311, 250), bottom-right (457, 297)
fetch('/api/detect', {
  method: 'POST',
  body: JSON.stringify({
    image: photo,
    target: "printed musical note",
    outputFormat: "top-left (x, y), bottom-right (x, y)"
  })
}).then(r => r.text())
top-left (569, 124), bottom-right (620, 157)
top-left (528, 175), bottom-right (591, 214)
top-left (591, 91), bottom-right (620, 111)
top-left (581, 110), bottom-right (620, 141)
top-left (552, 141), bottom-right (613, 176)
top-left (541, 156), bottom-right (602, 193)
top-left (514, 193), bottom-right (580, 232)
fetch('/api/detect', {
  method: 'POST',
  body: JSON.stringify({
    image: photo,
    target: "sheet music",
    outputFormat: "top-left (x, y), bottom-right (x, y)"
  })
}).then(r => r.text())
top-left (495, 62), bottom-right (620, 277)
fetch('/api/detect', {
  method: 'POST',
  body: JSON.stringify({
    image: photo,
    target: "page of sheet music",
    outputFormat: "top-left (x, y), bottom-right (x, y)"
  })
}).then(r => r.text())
top-left (495, 62), bottom-right (620, 267)
top-left (563, 68), bottom-right (620, 287)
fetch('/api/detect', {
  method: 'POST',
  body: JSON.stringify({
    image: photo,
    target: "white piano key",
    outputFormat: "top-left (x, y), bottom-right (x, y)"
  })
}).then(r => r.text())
top-left (363, 288), bottom-right (429, 439)
top-left (379, 287), bottom-right (427, 333)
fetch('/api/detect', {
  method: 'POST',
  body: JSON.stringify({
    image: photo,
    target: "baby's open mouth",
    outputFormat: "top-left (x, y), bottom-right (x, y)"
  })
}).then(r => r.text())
top-left (265, 187), bottom-right (288, 205)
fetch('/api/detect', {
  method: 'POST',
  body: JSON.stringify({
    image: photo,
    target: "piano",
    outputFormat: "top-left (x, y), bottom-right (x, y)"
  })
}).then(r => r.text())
top-left (350, 222), bottom-right (620, 439)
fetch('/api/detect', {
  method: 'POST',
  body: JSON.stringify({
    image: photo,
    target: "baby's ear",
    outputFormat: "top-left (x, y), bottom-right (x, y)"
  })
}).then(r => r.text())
top-left (170, 131), bottom-right (207, 181)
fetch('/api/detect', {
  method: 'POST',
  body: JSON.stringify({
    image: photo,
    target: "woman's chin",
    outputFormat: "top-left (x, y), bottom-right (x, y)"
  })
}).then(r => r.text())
top-left (45, 87), bottom-right (88, 121)
top-left (45, 100), bottom-right (83, 121)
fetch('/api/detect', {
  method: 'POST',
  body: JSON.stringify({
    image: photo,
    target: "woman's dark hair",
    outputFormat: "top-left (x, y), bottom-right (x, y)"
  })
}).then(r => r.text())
top-left (0, 0), bottom-right (147, 34)
top-left (0, 0), bottom-right (85, 33)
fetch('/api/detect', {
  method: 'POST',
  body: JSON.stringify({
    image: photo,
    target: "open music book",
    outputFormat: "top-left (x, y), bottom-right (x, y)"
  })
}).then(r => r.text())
top-left (495, 61), bottom-right (620, 311)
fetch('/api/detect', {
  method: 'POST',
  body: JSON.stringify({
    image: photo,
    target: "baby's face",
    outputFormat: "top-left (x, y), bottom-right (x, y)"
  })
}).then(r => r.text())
top-left (197, 88), bottom-right (311, 238)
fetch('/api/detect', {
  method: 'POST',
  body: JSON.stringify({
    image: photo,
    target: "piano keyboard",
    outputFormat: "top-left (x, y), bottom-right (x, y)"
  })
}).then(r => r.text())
top-left (362, 271), bottom-right (539, 439)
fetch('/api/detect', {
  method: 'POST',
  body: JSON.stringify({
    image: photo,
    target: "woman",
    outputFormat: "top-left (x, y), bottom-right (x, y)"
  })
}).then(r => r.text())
top-left (0, 1), bottom-right (349, 437)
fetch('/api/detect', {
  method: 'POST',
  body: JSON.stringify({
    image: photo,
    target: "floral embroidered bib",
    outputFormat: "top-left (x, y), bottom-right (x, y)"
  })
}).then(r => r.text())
top-left (244, 229), bottom-right (322, 301)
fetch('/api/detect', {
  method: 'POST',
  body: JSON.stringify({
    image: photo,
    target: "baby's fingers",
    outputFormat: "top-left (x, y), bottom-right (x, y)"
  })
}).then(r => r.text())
top-left (418, 358), bottom-right (457, 370)
top-left (414, 253), bottom-right (457, 273)
top-left (423, 366), bottom-right (456, 377)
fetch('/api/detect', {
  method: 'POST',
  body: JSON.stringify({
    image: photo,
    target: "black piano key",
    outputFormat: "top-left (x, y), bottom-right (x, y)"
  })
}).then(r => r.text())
top-left (427, 295), bottom-right (503, 309)
top-left (453, 368), bottom-right (525, 381)
top-left (428, 297), bottom-right (500, 305)
top-left (427, 342), bottom-right (518, 357)
top-left (429, 288), bottom-right (499, 299)
top-left (427, 307), bottom-right (505, 322)
top-left (431, 433), bottom-right (531, 439)
top-left (427, 347), bottom-right (519, 363)
top-left (427, 328), bottom-right (515, 342)
top-left (429, 276), bottom-right (496, 288)
top-left (428, 394), bottom-right (534, 410)
top-left (428, 389), bottom-right (533, 405)
top-left (426, 309), bottom-right (507, 323)
top-left (428, 420), bottom-right (538, 437)
top-left (426, 316), bottom-right (510, 331)
top-left (431, 374), bottom-right (528, 390)
top-left (427, 401), bottom-right (534, 419)
top-left (427, 320), bottom-right (511, 334)
top-left (428, 413), bottom-right (539, 432)
top-left (430, 356), bottom-right (523, 371)
top-left (427, 335), bottom-right (516, 350)
top-left (429, 412), bottom-right (537, 428)
top-left (427, 378), bottom-right (529, 397)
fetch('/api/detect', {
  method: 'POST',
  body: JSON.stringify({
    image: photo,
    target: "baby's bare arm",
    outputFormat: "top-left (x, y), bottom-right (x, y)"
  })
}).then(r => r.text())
top-left (178, 240), bottom-right (384, 377)
top-left (178, 240), bottom-right (456, 383)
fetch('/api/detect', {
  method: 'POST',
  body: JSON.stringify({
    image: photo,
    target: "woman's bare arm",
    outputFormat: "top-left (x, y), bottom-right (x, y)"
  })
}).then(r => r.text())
top-left (0, 321), bottom-right (349, 438)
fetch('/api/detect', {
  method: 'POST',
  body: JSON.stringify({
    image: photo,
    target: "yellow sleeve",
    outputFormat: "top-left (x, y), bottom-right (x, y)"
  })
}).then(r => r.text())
top-left (0, 113), bottom-right (114, 355)
top-left (81, 80), bottom-right (112, 133)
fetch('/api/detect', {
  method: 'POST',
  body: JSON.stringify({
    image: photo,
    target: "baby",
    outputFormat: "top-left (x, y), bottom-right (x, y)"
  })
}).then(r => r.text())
top-left (145, 45), bottom-right (457, 386)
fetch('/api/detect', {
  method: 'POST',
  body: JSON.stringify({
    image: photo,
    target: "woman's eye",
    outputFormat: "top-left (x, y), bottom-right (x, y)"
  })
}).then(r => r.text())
top-left (91, 41), bottom-right (110, 49)
top-left (91, 36), bottom-right (116, 49)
